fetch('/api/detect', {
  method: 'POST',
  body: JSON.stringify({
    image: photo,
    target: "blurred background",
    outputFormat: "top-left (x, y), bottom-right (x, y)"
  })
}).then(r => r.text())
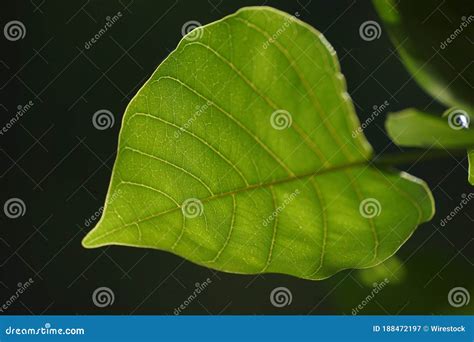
top-left (0, 0), bottom-right (472, 315)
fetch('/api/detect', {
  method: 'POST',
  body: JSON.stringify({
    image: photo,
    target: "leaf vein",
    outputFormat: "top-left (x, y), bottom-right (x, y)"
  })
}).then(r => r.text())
top-left (123, 146), bottom-right (214, 195)
top-left (233, 16), bottom-right (354, 161)
top-left (208, 194), bottom-right (237, 263)
top-left (129, 112), bottom-right (250, 186)
top-left (306, 177), bottom-right (327, 277)
top-left (182, 41), bottom-right (329, 166)
top-left (150, 75), bottom-right (296, 176)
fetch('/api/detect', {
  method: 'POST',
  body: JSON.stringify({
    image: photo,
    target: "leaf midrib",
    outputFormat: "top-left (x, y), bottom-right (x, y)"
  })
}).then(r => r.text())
top-left (86, 157), bottom-right (372, 245)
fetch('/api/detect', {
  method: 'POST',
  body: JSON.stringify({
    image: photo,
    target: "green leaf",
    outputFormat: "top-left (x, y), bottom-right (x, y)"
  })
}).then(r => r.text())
top-left (385, 108), bottom-right (474, 184)
top-left (356, 255), bottom-right (407, 286)
top-left (386, 109), bottom-right (474, 148)
top-left (469, 149), bottom-right (474, 185)
top-left (82, 7), bottom-right (434, 280)
top-left (373, 0), bottom-right (474, 111)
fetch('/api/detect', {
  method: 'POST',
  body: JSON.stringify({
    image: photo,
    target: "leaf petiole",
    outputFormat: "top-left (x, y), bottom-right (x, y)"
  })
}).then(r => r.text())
top-left (374, 149), bottom-right (467, 167)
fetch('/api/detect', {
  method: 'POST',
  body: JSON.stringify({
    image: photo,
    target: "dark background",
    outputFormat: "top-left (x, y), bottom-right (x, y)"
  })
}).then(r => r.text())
top-left (0, 0), bottom-right (472, 315)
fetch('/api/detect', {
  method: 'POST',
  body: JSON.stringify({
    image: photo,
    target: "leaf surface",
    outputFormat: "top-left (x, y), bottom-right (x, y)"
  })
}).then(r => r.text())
top-left (356, 255), bottom-right (407, 286)
top-left (469, 150), bottom-right (474, 185)
top-left (82, 7), bottom-right (434, 280)
top-left (386, 108), bottom-right (474, 185)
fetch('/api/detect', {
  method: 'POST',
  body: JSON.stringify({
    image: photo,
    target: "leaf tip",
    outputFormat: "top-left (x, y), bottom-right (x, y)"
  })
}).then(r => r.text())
top-left (400, 171), bottom-right (436, 221)
top-left (81, 228), bottom-right (102, 249)
top-left (384, 112), bottom-right (402, 145)
top-left (81, 235), bottom-right (94, 249)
